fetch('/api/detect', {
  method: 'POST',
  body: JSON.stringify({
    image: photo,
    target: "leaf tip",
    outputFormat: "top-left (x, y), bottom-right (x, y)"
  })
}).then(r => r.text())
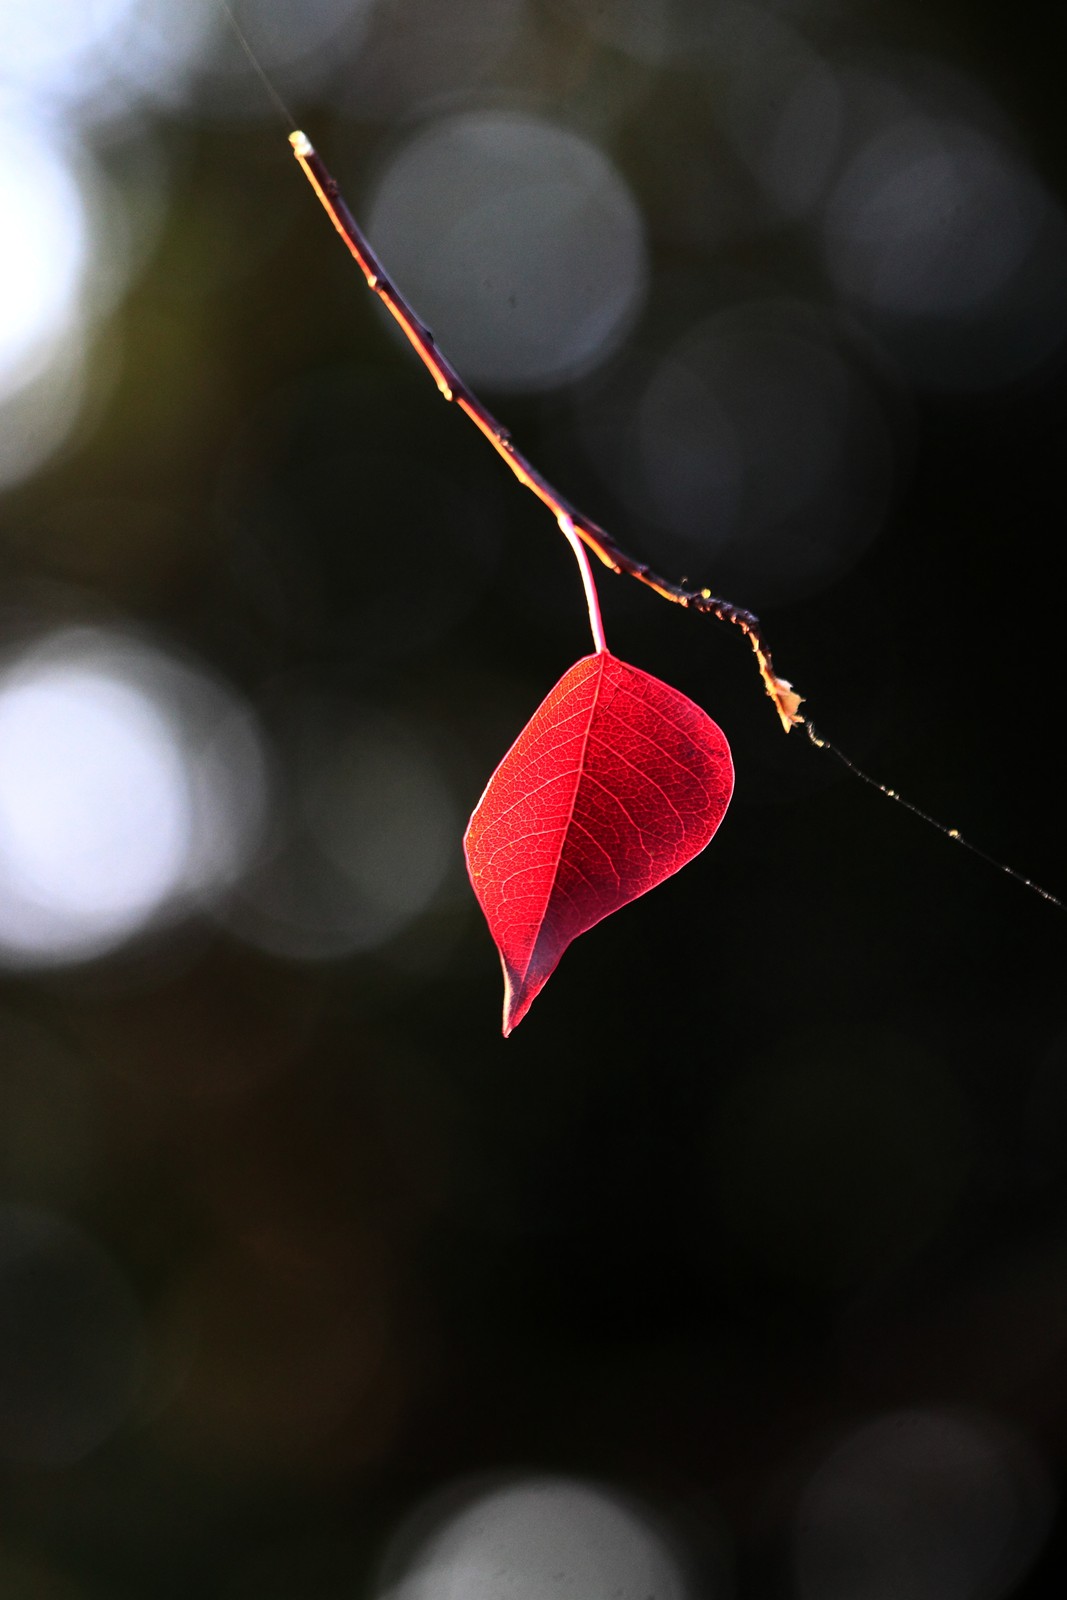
top-left (501, 966), bottom-right (533, 1036)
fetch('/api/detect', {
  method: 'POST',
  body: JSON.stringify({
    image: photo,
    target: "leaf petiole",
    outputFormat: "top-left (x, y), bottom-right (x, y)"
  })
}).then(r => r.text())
top-left (557, 513), bottom-right (607, 655)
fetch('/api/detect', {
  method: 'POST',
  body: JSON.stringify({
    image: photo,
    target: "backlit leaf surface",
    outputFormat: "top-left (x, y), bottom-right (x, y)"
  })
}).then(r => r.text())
top-left (465, 652), bottom-right (733, 1033)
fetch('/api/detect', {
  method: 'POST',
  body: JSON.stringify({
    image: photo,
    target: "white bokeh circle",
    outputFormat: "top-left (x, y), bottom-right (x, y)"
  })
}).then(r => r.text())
top-left (378, 1475), bottom-right (691, 1600)
top-left (0, 628), bottom-right (267, 968)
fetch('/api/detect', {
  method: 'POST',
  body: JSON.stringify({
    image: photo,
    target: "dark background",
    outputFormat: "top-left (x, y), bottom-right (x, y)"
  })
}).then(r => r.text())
top-left (2, 1), bottom-right (1066, 1595)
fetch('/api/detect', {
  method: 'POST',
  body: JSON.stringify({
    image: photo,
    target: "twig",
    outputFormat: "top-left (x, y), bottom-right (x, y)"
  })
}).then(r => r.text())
top-left (287, 131), bottom-right (804, 733)
top-left (806, 722), bottom-right (1065, 909)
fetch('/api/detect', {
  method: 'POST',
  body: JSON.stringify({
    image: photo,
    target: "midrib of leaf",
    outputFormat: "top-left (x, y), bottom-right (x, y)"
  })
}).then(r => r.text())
top-left (520, 654), bottom-right (609, 984)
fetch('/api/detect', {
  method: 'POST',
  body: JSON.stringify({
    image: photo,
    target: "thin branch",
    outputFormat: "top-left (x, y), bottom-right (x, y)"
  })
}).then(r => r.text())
top-left (288, 130), bottom-right (804, 732)
top-left (806, 722), bottom-right (1065, 909)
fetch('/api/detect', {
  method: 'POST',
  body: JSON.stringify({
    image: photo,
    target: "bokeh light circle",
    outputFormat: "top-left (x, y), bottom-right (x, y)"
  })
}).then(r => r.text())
top-left (0, 112), bottom-right (89, 403)
top-left (1, 0), bottom-right (145, 106)
top-left (825, 118), bottom-right (1044, 319)
top-left (578, 298), bottom-right (899, 605)
top-left (820, 97), bottom-right (1067, 388)
top-left (794, 1408), bottom-right (1056, 1600)
top-left (0, 627), bottom-right (268, 968)
top-left (1, 0), bottom-right (234, 119)
top-left (366, 111), bottom-right (648, 392)
top-left (0, 653), bottom-right (190, 955)
top-left (229, 695), bottom-right (458, 962)
top-left (378, 1475), bottom-right (691, 1600)
top-left (695, 1), bottom-right (845, 221)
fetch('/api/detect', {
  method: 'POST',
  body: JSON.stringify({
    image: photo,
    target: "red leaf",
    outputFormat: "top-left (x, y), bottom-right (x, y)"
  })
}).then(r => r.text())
top-left (464, 652), bottom-right (734, 1033)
